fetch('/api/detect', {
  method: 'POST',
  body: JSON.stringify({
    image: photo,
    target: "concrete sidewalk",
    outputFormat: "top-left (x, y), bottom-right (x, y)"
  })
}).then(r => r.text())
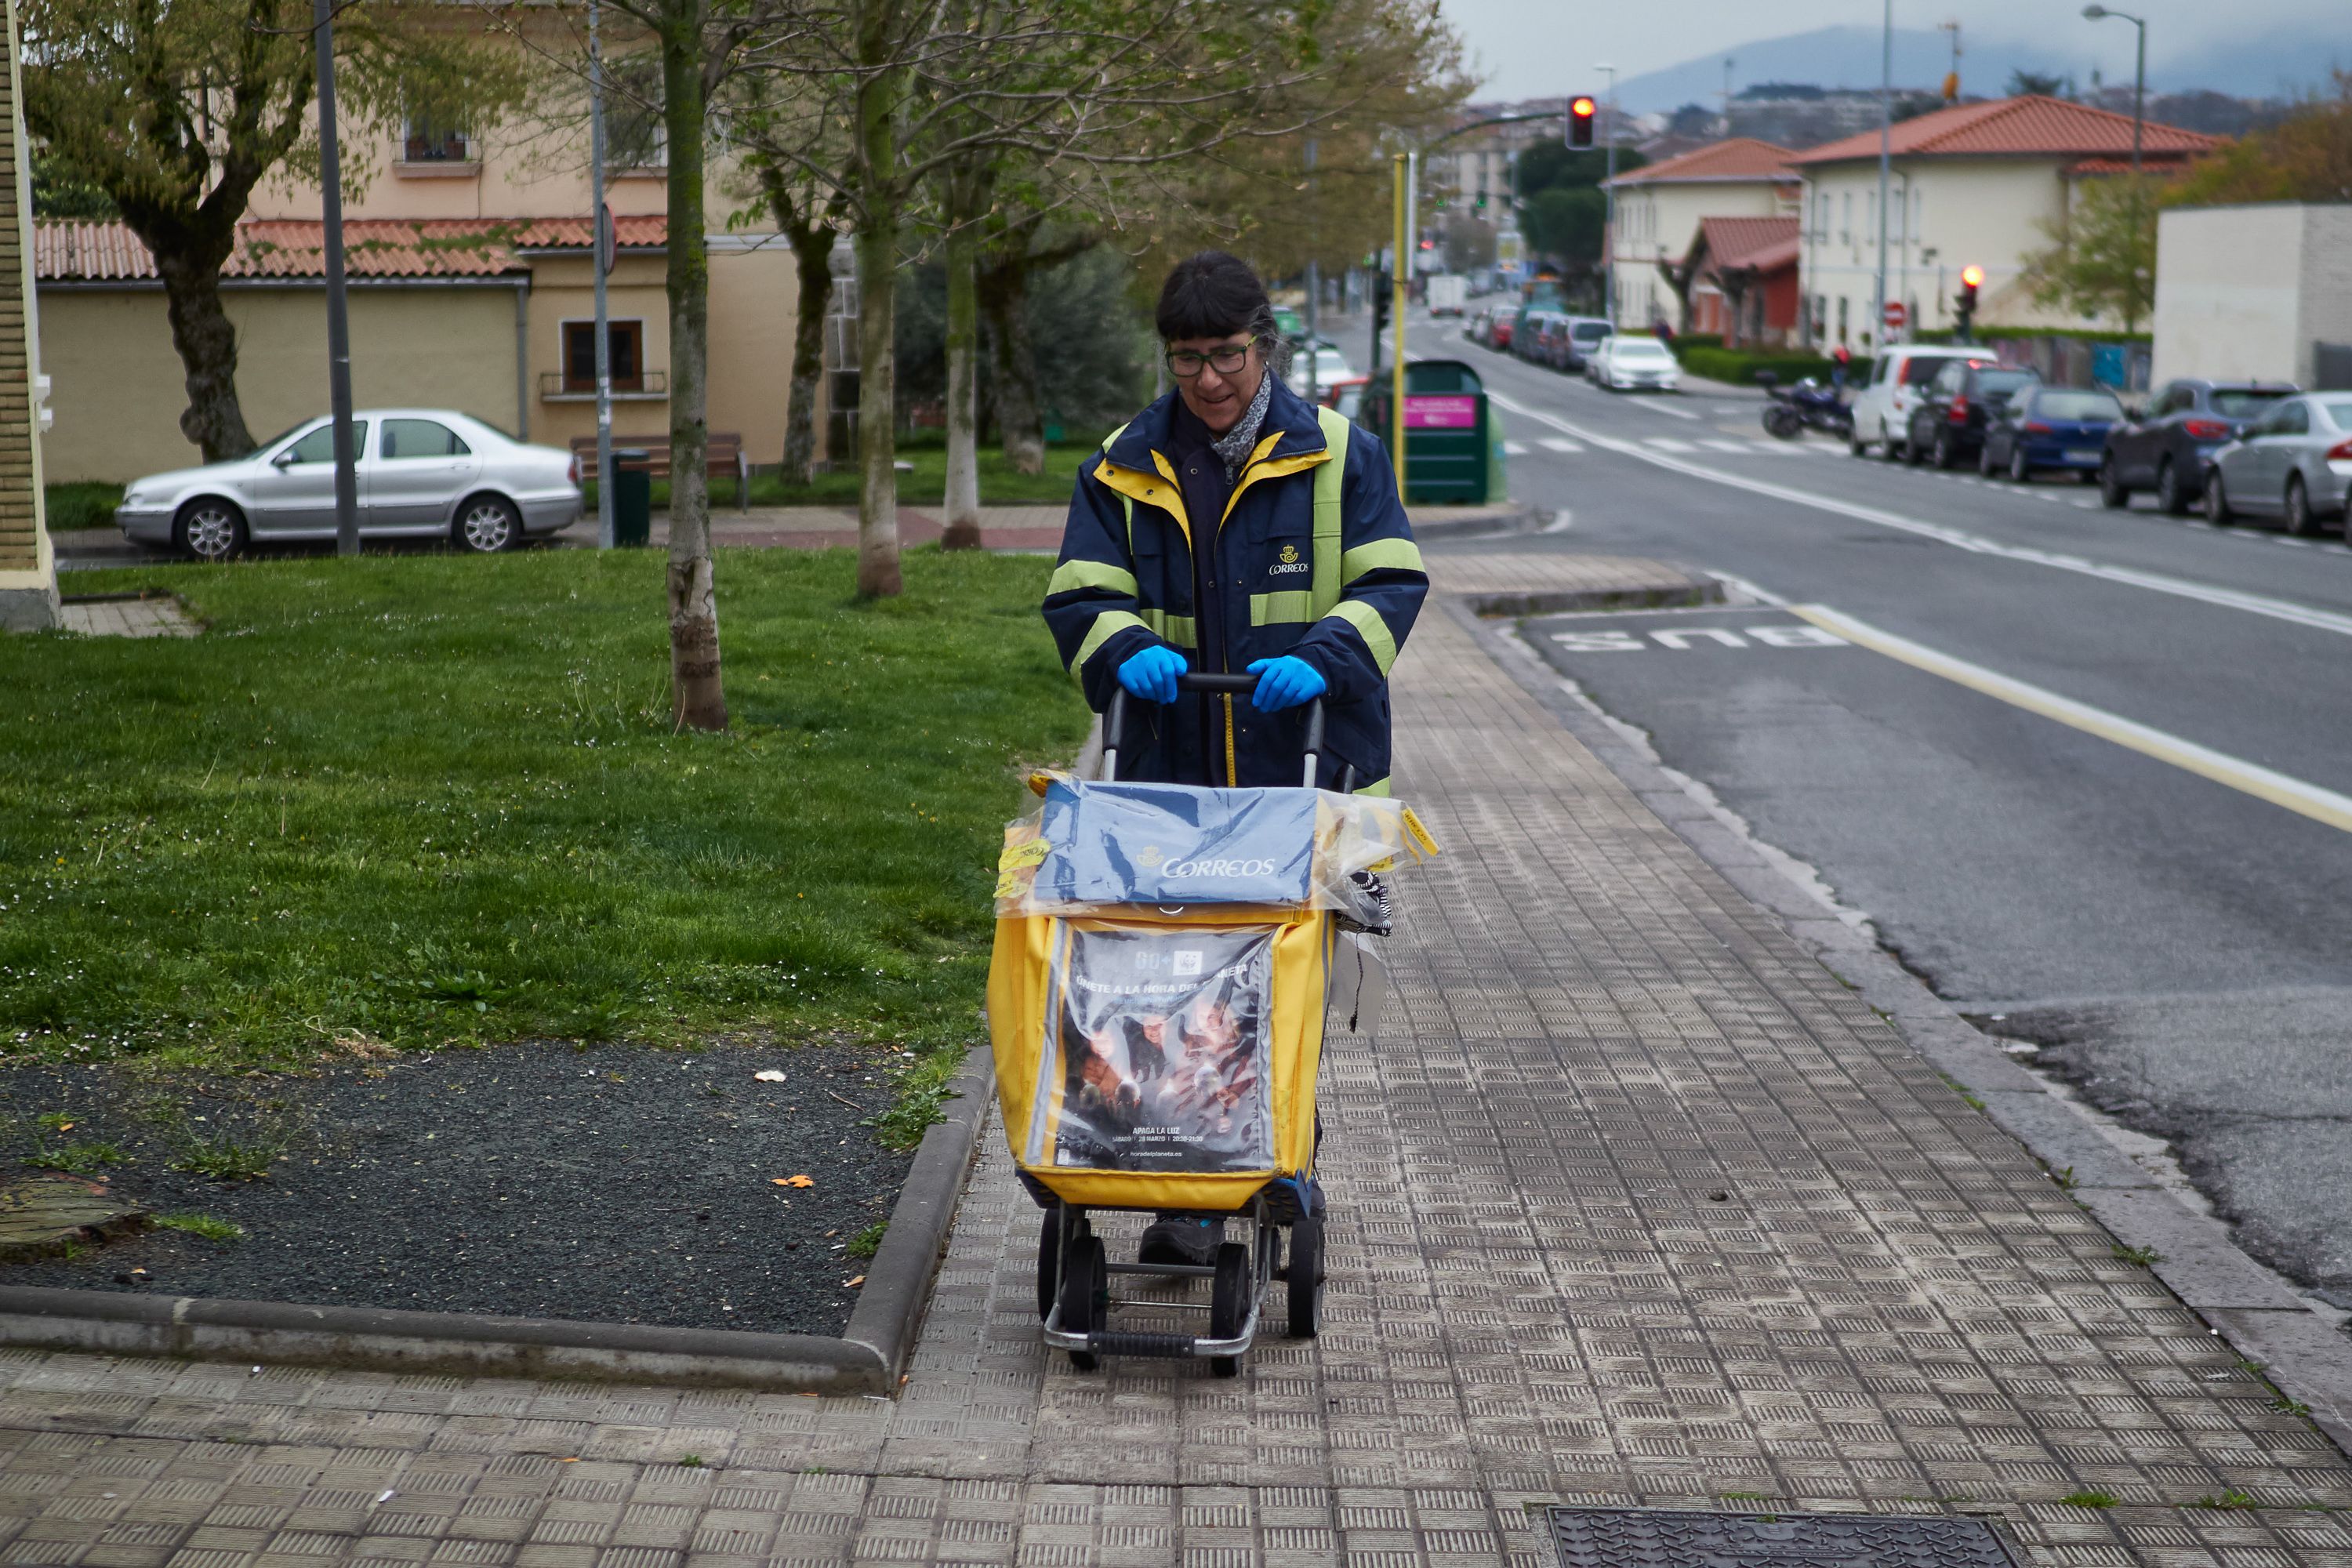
top-left (5, 552), bottom-right (2351, 1567)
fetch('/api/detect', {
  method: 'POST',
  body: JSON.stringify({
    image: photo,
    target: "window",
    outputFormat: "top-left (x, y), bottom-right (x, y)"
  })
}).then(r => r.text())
top-left (281, 421), bottom-right (368, 463)
top-left (2209, 388), bottom-right (2288, 419)
top-left (2316, 398), bottom-right (2352, 430)
top-left (1840, 192), bottom-right (1852, 245)
top-left (2269, 402), bottom-right (2310, 436)
top-left (561, 320), bottom-right (644, 392)
top-left (380, 419), bottom-right (470, 459)
top-left (402, 111), bottom-right (471, 164)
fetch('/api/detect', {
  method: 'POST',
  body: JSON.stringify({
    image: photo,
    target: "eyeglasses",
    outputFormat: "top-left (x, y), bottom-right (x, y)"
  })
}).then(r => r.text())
top-left (1164, 339), bottom-right (1258, 379)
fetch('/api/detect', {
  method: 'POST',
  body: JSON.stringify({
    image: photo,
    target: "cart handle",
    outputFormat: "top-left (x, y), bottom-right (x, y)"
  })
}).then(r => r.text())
top-left (1102, 673), bottom-right (1325, 788)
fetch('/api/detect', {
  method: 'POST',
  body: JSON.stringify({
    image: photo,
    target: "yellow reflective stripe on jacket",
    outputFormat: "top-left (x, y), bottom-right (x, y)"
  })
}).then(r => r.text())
top-left (1047, 558), bottom-right (1138, 598)
top-left (1324, 599), bottom-right (1397, 676)
top-left (1071, 608), bottom-right (1147, 684)
top-left (1249, 590), bottom-right (1315, 626)
top-left (1338, 537), bottom-right (1423, 585)
top-left (1310, 406), bottom-right (1349, 617)
top-left (1139, 609), bottom-right (1197, 647)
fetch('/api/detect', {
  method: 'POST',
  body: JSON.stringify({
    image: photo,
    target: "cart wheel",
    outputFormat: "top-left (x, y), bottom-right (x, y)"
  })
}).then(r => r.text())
top-left (1286, 1216), bottom-right (1325, 1338)
top-left (1060, 1232), bottom-right (1105, 1371)
top-left (1208, 1241), bottom-right (1252, 1377)
top-left (1036, 1203), bottom-right (1065, 1322)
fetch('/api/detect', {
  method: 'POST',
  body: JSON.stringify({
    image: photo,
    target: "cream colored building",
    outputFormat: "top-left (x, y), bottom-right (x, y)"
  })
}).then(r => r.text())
top-left (2152, 202), bottom-right (2352, 388)
top-left (1602, 140), bottom-right (1798, 331)
top-left (1789, 96), bottom-right (2216, 351)
top-left (33, 27), bottom-right (815, 486)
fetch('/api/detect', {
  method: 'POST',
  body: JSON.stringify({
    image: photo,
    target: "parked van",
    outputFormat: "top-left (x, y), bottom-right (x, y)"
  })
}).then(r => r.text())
top-left (1849, 344), bottom-right (1998, 460)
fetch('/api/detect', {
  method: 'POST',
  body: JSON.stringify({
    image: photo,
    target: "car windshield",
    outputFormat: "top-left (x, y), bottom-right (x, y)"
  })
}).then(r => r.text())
top-left (1616, 342), bottom-right (1672, 360)
top-left (2210, 389), bottom-right (2290, 419)
top-left (1906, 356), bottom-right (1985, 385)
top-left (2031, 390), bottom-right (2119, 419)
top-left (253, 421), bottom-right (312, 455)
top-left (1573, 323), bottom-right (1610, 340)
top-left (1975, 370), bottom-right (2036, 396)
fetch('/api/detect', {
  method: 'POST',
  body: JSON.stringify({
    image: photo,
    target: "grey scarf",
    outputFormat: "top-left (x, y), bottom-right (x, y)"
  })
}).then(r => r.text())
top-left (1209, 371), bottom-right (1276, 482)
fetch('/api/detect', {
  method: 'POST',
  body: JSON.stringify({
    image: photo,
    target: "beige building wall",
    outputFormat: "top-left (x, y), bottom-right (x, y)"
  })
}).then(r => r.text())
top-left (2153, 203), bottom-right (2352, 388)
top-left (0, 0), bottom-right (55, 627)
top-left (1797, 158), bottom-right (2124, 348)
top-left (1609, 180), bottom-right (1793, 328)
top-left (39, 284), bottom-right (522, 484)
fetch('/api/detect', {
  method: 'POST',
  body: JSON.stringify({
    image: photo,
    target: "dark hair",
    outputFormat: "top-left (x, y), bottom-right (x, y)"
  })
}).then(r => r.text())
top-left (1156, 251), bottom-right (1275, 344)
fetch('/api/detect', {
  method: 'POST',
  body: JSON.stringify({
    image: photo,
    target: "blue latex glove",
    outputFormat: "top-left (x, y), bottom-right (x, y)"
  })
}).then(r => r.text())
top-left (1118, 644), bottom-right (1187, 703)
top-left (1246, 655), bottom-right (1327, 712)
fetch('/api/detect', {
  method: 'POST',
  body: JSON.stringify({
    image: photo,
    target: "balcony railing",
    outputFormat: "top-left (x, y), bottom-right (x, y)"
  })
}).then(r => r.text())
top-left (540, 369), bottom-right (667, 401)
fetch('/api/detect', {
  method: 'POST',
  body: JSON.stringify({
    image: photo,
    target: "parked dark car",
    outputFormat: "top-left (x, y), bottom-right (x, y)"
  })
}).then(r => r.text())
top-left (1559, 316), bottom-right (1613, 373)
top-left (1906, 360), bottom-right (2041, 469)
top-left (1516, 310), bottom-right (1565, 365)
top-left (2100, 379), bottom-right (2299, 514)
top-left (1981, 386), bottom-right (2126, 482)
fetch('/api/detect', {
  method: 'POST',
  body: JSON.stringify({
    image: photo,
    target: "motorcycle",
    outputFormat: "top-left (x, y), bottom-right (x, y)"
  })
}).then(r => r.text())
top-left (1756, 372), bottom-right (1853, 441)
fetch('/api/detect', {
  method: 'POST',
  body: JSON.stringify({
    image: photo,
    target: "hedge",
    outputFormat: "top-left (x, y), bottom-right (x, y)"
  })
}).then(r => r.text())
top-left (1675, 345), bottom-right (1874, 387)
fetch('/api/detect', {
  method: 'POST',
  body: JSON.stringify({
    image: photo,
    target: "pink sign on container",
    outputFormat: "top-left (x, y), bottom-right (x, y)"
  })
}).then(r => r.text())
top-left (1403, 394), bottom-right (1478, 430)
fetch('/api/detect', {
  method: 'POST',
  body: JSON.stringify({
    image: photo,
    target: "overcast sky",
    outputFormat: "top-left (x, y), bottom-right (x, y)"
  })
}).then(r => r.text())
top-left (1442, 0), bottom-right (2347, 103)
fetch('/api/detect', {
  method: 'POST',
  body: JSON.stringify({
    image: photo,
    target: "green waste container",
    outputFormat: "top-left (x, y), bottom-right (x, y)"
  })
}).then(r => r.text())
top-left (609, 449), bottom-right (652, 547)
top-left (1357, 360), bottom-right (1490, 505)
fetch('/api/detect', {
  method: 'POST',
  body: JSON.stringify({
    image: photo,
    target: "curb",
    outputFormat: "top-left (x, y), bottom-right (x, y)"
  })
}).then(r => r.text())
top-left (1452, 596), bottom-right (2352, 1461)
top-left (1408, 503), bottom-right (1544, 541)
top-left (0, 1044), bottom-right (996, 1393)
top-left (1458, 577), bottom-right (1722, 619)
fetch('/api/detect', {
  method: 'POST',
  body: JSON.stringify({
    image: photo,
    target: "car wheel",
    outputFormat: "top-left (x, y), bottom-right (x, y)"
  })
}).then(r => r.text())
top-left (1849, 430), bottom-right (1869, 458)
top-left (1881, 423), bottom-right (1905, 462)
top-left (2099, 456), bottom-right (2129, 509)
top-left (1929, 430), bottom-right (1953, 469)
top-left (173, 499), bottom-right (248, 562)
top-left (2284, 475), bottom-right (2320, 538)
top-left (1978, 441), bottom-right (1998, 476)
top-left (2154, 459), bottom-right (2189, 516)
top-left (1905, 429), bottom-right (1927, 466)
top-left (455, 495), bottom-right (522, 553)
top-left (2205, 469), bottom-right (2232, 524)
top-left (2009, 445), bottom-right (2030, 484)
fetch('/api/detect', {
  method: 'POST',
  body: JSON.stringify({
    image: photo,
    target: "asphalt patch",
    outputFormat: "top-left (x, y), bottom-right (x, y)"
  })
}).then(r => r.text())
top-left (0, 1040), bottom-right (915, 1334)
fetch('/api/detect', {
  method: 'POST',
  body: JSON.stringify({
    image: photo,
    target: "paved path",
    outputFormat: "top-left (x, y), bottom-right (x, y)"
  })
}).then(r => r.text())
top-left (5, 552), bottom-right (2350, 1567)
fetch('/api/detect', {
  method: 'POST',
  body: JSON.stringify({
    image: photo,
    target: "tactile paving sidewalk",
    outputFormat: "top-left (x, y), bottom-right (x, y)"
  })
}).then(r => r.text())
top-left (2, 556), bottom-right (2349, 1568)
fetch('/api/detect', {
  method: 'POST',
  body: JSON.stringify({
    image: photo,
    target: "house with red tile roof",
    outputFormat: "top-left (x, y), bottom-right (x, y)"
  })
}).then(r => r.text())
top-left (1784, 95), bottom-right (2219, 351)
top-left (1599, 140), bottom-right (1800, 332)
top-left (1682, 218), bottom-right (1803, 347)
top-left (31, 42), bottom-right (818, 485)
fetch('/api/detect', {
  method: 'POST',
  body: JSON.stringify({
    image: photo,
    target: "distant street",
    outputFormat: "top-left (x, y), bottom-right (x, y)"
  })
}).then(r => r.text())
top-left (1423, 313), bottom-right (2352, 1307)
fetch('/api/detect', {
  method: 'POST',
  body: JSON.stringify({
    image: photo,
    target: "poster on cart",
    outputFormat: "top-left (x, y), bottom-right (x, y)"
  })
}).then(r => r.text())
top-left (1040, 924), bottom-right (1275, 1174)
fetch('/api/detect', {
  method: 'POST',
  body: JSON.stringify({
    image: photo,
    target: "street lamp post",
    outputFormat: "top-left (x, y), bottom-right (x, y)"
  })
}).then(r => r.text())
top-left (589, 0), bottom-right (615, 549)
top-left (310, 0), bottom-right (359, 557)
top-left (1596, 64), bottom-right (1617, 325)
top-left (2082, 5), bottom-right (2146, 173)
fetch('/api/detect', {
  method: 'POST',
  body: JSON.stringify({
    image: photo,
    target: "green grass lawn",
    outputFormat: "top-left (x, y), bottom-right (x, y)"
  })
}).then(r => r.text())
top-left (43, 483), bottom-right (124, 533)
top-left (590, 441), bottom-right (1096, 513)
top-left (0, 548), bottom-right (1087, 1102)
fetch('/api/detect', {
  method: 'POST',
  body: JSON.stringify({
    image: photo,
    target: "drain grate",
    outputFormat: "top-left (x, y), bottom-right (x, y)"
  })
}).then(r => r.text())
top-left (1544, 1507), bottom-right (2024, 1568)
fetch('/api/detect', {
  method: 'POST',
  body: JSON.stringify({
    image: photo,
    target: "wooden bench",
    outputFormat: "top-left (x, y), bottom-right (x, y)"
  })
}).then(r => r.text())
top-left (570, 432), bottom-right (752, 510)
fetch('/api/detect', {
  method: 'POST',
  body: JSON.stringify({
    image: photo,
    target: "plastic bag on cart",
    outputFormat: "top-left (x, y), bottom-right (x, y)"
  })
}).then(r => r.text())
top-left (994, 775), bottom-right (1434, 921)
top-left (1027, 921), bottom-right (1276, 1174)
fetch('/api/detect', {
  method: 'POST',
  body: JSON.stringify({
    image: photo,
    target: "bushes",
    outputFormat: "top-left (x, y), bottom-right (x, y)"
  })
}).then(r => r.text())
top-left (1675, 345), bottom-right (1871, 388)
top-left (44, 483), bottom-right (122, 532)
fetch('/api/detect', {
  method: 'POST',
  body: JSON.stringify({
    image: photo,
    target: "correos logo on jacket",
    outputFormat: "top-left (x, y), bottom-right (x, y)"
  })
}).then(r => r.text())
top-left (1269, 544), bottom-right (1309, 576)
top-left (1163, 856), bottom-right (1279, 879)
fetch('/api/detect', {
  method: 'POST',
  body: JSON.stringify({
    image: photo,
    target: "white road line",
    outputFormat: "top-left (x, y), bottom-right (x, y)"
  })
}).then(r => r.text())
top-left (1701, 440), bottom-right (1752, 453)
top-left (1750, 441), bottom-right (1809, 456)
top-left (1645, 437), bottom-right (1699, 452)
top-left (1791, 605), bottom-right (2352, 836)
top-left (1606, 394), bottom-right (1702, 421)
top-left (1483, 388), bottom-right (2352, 641)
top-left (1503, 441), bottom-right (1530, 456)
top-left (1537, 437), bottom-right (1584, 453)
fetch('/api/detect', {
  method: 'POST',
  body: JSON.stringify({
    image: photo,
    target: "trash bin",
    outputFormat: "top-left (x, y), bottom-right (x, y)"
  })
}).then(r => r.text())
top-left (1356, 360), bottom-right (1490, 505)
top-left (608, 449), bottom-right (652, 547)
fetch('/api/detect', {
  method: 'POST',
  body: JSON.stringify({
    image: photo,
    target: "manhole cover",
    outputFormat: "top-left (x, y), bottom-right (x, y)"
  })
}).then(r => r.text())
top-left (1544, 1507), bottom-right (2023, 1568)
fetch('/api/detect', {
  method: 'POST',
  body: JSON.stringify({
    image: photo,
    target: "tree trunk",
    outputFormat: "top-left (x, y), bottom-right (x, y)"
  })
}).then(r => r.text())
top-left (151, 244), bottom-right (256, 463)
top-left (940, 216), bottom-right (982, 549)
top-left (661, 5), bottom-right (725, 732)
top-left (782, 218), bottom-right (832, 488)
top-left (853, 212), bottom-right (902, 597)
top-left (980, 257), bottom-right (1044, 475)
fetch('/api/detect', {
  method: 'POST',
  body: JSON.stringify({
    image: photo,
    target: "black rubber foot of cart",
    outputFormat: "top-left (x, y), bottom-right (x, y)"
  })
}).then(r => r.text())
top-left (1286, 1214), bottom-right (1324, 1338)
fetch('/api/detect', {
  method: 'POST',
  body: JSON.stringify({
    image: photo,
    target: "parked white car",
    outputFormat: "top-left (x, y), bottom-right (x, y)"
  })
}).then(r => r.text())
top-left (115, 408), bottom-right (583, 561)
top-left (1848, 344), bottom-right (1994, 459)
top-left (1284, 340), bottom-right (1355, 400)
top-left (1594, 336), bottom-right (1681, 392)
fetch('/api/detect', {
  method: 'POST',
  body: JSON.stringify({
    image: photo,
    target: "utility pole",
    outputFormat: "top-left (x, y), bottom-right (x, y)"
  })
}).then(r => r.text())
top-left (1597, 64), bottom-right (1618, 325)
top-left (590, 0), bottom-right (615, 548)
top-left (1939, 20), bottom-right (1963, 102)
top-left (1874, 0), bottom-right (1893, 350)
top-left (1721, 56), bottom-right (1736, 129)
top-left (1303, 139), bottom-right (1319, 403)
top-left (312, 0), bottom-right (359, 557)
top-left (1389, 151), bottom-right (1407, 490)
top-left (2082, 5), bottom-right (2147, 172)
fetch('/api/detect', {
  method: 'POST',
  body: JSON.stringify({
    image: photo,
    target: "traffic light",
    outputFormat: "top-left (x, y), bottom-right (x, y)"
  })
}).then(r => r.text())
top-left (1955, 264), bottom-right (1983, 343)
top-left (1569, 96), bottom-right (1596, 149)
top-left (1371, 273), bottom-right (1391, 336)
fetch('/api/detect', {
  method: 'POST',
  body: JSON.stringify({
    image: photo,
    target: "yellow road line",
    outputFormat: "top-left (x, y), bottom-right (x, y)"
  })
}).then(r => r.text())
top-left (1791, 604), bottom-right (2352, 837)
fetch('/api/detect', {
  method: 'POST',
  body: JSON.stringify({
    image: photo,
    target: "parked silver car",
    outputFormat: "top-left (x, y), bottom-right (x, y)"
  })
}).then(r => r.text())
top-left (2203, 393), bottom-right (2352, 536)
top-left (115, 409), bottom-right (583, 561)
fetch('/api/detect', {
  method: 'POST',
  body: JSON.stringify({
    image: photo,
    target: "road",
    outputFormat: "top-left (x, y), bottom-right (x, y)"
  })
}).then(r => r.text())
top-left (1419, 312), bottom-right (2352, 1309)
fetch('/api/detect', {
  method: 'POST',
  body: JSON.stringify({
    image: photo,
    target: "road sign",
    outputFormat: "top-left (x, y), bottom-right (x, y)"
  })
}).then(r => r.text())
top-left (1882, 300), bottom-right (1909, 330)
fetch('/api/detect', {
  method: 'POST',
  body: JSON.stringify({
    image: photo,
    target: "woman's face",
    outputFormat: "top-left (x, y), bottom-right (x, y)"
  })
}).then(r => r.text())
top-left (1168, 334), bottom-right (1265, 434)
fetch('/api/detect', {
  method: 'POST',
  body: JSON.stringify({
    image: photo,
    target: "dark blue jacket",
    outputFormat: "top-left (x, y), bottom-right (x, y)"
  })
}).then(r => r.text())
top-left (1042, 380), bottom-right (1428, 793)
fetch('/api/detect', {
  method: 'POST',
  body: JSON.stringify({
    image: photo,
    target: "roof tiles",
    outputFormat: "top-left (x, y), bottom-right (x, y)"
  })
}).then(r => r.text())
top-left (1787, 94), bottom-right (2218, 166)
top-left (1607, 138), bottom-right (1798, 187)
top-left (35, 216), bottom-right (668, 282)
top-left (1693, 216), bottom-right (1801, 274)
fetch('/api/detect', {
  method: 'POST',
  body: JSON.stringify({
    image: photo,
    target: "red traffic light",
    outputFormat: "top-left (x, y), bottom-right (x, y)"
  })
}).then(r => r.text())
top-left (1959, 264), bottom-right (1984, 289)
top-left (1569, 96), bottom-right (1596, 148)
top-left (1570, 96), bottom-right (1596, 116)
